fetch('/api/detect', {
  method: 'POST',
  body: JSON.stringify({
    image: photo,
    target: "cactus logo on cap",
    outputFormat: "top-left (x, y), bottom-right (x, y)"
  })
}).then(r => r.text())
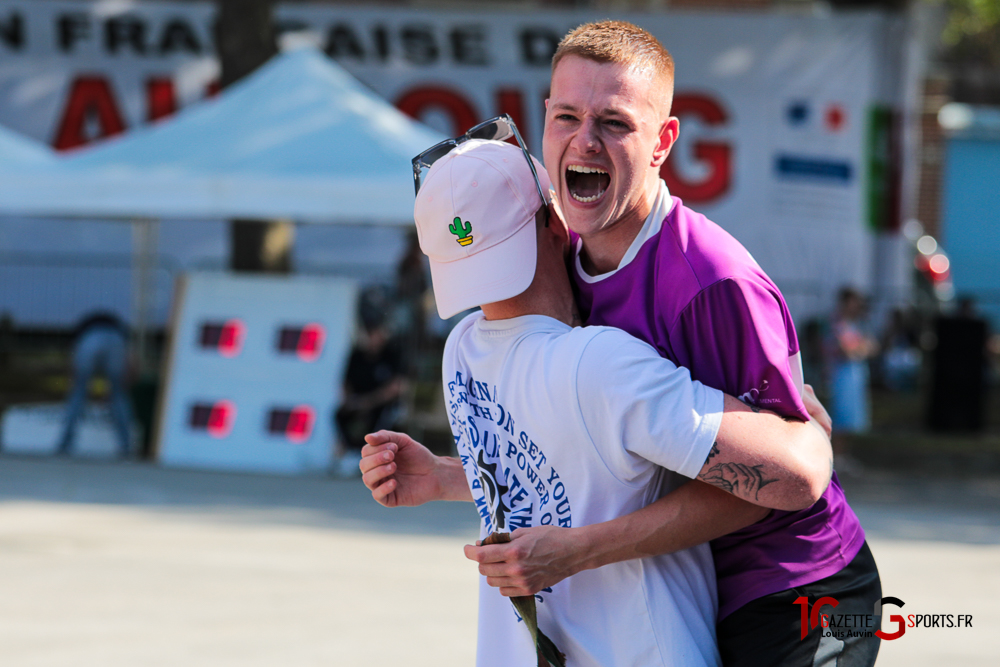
top-left (449, 217), bottom-right (473, 246)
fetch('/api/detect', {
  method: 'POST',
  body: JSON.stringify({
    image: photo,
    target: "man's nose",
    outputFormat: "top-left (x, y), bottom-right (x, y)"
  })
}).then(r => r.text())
top-left (570, 118), bottom-right (601, 154)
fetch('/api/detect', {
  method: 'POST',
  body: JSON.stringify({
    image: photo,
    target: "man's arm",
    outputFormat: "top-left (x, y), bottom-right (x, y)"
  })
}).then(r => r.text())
top-left (803, 383), bottom-right (832, 437)
top-left (696, 394), bottom-right (833, 511)
top-left (360, 430), bottom-right (472, 507)
top-left (581, 330), bottom-right (832, 512)
top-left (467, 480), bottom-right (767, 597)
top-left (465, 377), bottom-right (834, 598)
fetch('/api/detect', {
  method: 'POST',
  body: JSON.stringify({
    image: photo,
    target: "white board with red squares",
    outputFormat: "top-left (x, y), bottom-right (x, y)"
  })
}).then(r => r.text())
top-left (154, 272), bottom-right (357, 474)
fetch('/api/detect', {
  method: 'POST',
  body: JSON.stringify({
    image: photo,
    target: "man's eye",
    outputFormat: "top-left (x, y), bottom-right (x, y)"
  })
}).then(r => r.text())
top-left (556, 114), bottom-right (577, 122)
top-left (606, 119), bottom-right (628, 129)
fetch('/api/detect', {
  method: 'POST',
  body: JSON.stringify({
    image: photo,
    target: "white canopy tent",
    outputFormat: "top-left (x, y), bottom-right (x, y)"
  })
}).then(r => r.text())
top-left (0, 47), bottom-right (443, 224)
top-left (0, 48), bottom-right (450, 469)
top-left (0, 47), bottom-right (446, 362)
top-left (0, 124), bottom-right (56, 166)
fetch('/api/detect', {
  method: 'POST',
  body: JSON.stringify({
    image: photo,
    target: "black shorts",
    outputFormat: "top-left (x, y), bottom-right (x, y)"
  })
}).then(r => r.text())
top-left (716, 541), bottom-right (882, 667)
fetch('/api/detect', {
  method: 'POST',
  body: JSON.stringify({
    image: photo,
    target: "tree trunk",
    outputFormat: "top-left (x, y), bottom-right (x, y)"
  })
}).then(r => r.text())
top-left (216, 0), bottom-right (277, 88)
top-left (216, 0), bottom-right (290, 272)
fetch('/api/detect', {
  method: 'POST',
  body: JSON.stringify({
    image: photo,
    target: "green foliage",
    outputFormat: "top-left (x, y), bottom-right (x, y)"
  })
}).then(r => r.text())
top-left (940, 0), bottom-right (1000, 45)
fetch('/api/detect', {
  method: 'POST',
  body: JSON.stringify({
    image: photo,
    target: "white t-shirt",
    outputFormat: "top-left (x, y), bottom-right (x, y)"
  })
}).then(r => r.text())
top-left (443, 312), bottom-right (725, 667)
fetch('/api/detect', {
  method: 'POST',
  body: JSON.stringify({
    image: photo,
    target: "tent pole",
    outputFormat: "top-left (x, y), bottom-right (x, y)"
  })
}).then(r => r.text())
top-left (131, 217), bottom-right (158, 374)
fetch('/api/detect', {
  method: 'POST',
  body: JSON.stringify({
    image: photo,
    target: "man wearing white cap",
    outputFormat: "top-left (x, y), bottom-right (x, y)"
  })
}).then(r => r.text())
top-left (361, 136), bottom-right (833, 666)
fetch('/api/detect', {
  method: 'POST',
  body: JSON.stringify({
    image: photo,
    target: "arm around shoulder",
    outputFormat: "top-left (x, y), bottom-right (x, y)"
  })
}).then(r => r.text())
top-left (699, 395), bottom-right (832, 511)
top-left (465, 480), bottom-right (769, 597)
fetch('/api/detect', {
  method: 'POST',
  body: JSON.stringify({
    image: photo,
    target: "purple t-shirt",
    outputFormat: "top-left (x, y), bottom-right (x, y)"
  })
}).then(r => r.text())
top-left (572, 191), bottom-right (866, 621)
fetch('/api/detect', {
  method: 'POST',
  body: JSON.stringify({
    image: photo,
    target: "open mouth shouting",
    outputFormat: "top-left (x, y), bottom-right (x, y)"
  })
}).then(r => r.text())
top-left (566, 165), bottom-right (610, 204)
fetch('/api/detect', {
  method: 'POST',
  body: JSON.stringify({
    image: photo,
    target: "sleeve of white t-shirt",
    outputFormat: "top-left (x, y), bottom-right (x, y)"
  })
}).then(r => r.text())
top-left (574, 327), bottom-right (724, 483)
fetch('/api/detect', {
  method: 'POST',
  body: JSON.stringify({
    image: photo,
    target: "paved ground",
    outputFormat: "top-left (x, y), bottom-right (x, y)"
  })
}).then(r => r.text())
top-left (838, 471), bottom-right (1000, 667)
top-left (0, 455), bottom-right (996, 666)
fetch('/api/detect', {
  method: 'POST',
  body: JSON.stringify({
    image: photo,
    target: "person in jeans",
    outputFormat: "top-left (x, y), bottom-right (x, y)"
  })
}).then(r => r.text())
top-left (58, 311), bottom-right (132, 457)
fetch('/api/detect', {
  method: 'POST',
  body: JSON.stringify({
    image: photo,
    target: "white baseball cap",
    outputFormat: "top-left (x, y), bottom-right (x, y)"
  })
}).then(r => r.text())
top-left (414, 139), bottom-right (551, 319)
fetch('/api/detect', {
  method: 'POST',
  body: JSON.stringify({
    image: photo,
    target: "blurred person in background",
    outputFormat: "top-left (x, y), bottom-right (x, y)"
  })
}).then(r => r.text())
top-left (0, 312), bottom-right (14, 372)
top-left (57, 311), bottom-right (132, 458)
top-left (393, 230), bottom-right (430, 346)
top-left (827, 287), bottom-right (878, 469)
top-left (880, 307), bottom-right (921, 392)
top-left (393, 230), bottom-right (432, 377)
top-left (333, 287), bottom-right (407, 478)
top-left (800, 317), bottom-right (829, 399)
top-left (928, 296), bottom-right (990, 432)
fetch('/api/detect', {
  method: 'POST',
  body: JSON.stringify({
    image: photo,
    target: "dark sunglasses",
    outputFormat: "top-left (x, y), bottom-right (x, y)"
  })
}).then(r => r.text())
top-left (411, 114), bottom-right (549, 224)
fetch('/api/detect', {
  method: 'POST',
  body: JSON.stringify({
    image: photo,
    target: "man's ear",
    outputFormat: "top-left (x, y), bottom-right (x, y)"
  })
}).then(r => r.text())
top-left (543, 203), bottom-right (569, 246)
top-left (651, 116), bottom-right (679, 168)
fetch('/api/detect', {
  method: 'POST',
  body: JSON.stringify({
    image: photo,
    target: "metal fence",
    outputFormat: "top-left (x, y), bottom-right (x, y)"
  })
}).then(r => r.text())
top-left (0, 251), bottom-right (178, 330)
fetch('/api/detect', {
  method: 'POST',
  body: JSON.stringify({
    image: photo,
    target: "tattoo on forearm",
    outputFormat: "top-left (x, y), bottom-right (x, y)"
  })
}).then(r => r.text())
top-left (698, 462), bottom-right (779, 501)
top-left (704, 442), bottom-right (720, 465)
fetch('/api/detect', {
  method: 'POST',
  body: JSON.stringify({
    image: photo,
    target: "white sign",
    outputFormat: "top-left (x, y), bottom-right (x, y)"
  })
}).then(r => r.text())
top-left (155, 272), bottom-right (356, 474)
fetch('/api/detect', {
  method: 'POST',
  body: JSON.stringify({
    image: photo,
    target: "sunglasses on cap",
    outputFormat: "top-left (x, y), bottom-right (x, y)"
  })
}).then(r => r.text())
top-left (411, 114), bottom-right (549, 225)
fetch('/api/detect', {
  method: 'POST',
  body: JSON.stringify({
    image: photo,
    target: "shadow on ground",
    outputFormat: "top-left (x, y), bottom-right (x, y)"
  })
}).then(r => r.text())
top-left (839, 470), bottom-right (1000, 546)
top-left (4, 453), bottom-right (999, 546)
top-left (0, 454), bottom-right (480, 539)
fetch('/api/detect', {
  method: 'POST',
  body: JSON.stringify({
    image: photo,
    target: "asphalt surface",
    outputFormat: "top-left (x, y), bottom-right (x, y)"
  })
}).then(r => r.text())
top-left (0, 454), bottom-right (996, 666)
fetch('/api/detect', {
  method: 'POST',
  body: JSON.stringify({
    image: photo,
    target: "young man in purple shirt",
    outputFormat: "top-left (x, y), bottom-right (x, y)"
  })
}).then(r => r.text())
top-left (465, 21), bottom-right (881, 666)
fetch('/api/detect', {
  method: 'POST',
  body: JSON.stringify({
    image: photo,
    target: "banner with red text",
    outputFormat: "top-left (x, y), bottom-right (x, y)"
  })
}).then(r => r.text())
top-left (0, 1), bottom-right (910, 318)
